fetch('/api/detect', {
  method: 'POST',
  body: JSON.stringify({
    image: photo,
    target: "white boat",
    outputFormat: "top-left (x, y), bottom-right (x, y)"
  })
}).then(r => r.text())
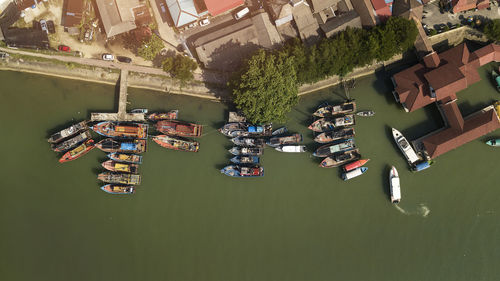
top-left (392, 128), bottom-right (420, 164)
top-left (275, 145), bottom-right (306, 153)
top-left (389, 166), bottom-right (401, 204)
top-left (342, 167), bottom-right (368, 180)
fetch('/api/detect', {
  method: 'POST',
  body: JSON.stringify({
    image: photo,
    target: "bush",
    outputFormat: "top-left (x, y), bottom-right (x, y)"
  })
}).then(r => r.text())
top-left (429, 29), bottom-right (437, 36)
top-left (483, 19), bottom-right (500, 41)
top-left (162, 54), bottom-right (198, 85)
top-left (137, 34), bottom-right (164, 61)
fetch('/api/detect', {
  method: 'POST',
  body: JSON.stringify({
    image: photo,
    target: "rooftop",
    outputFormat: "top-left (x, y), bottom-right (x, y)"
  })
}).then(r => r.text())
top-left (61, 0), bottom-right (84, 28)
top-left (95, 0), bottom-right (140, 37)
top-left (204, 0), bottom-right (244, 16)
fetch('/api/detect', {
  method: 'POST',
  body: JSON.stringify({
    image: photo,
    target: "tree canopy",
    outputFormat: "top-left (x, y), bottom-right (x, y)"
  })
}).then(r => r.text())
top-left (162, 54), bottom-right (198, 85)
top-left (232, 50), bottom-right (299, 124)
top-left (483, 19), bottom-right (500, 41)
top-left (137, 34), bottom-right (164, 61)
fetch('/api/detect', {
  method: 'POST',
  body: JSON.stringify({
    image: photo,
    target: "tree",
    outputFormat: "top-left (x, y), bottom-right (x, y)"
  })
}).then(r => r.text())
top-left (232, 50), bottom-right (299, 124)
top-left (162, 54), bottom-right (198, 85)
top-left (137, 34), bottom-right (164, 61)
top-left (484, 19), bottom-right (500, 41)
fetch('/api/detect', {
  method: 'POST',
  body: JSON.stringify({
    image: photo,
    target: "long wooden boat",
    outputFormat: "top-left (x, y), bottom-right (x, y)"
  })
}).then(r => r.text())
top-left (220, 165), bottom-right (264, 177)
top-left (308, 115), bottom-right (355, 132)
top-left (219, 123), bottom-right (273, 137)
top-left (228, 147), bottom-right (264, 156)
top-left (101, 184), bottom-right (135, 195)
top-left (312, 138), bottom-right (355, 157)
top-left (314, 128), bottom-right (355, 143)
top-left (231, 137), bottom-right (266, 147)
top-left (152, 135), bottom-right (199, 152)
top-left (230, 155), bottom-right (260, 164)
top-left (97, 172), bottom-right (141, 185)
top-left (101, 160), bottom-right (139, 173)
top-left (275, 145), bottom-right (306, 153)
top-left (91, 122), bottom-right (148, 139)
top-left (59, 139), bottom-right (95, 163)
top-left (267, 133), bottom-right (302, 147)
top-left (313, 100), bottom-right (356, 117)
top-left (51, 130), bottom-right (92, 152)
top-left (107, 153), bottom-right (142, 164)
top-left (389, 166), bottom-right (401, 203)
top-left (96, 138), bottom-right (147, 154)
top-left (219, 122), bottom-right (249, 137)
top-left (48, 121), bottom-right (88, 143)
top-left (319, 149), bottom-right (360, 168)
top-left (147, 110), bottom-right (178, 121)
top-left (343, 158), bottom-right (370, 172)
top-left (155, 120), bottom-right (203, 137)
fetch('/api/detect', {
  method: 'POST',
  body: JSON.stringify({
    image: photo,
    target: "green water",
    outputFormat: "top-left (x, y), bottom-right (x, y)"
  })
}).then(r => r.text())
top-left (1, 66), bottom-right (500, 281)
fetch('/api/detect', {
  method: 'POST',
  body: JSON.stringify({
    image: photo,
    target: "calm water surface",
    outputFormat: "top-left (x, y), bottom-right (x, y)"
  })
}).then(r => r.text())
top-left (1, 67), bottom-right (500, 281)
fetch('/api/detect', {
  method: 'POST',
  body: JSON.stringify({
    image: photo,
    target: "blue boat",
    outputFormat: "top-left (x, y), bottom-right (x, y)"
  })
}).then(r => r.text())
top-left (230, 155), bottom-right (260, 164)
top-left (412, 161), bottom-right (432, 172)
top-left (220, 165), bottom-right (264, 177)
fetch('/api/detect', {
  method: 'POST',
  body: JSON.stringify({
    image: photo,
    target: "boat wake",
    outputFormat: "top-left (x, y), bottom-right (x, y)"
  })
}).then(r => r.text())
top-left (394, 203), bottom-right (430, 218)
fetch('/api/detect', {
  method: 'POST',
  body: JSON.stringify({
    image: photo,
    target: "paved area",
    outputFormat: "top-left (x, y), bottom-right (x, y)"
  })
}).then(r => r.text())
top-left (422, 2), bottom-right (500, 30)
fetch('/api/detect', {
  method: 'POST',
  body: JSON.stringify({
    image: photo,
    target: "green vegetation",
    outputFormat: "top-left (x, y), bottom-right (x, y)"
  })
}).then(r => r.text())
top-left (429, 29), bottom-right (437, 36)
top-left (162, 54), bottom-right (198, 85)
top-left (138, 34), bottom-right (164, 61)
top-left (483, 19), bottom-right (500, 41)
top-left (230, 17), bottom-right (418, 123)
top-left (231, 50), bottom-right (299, 124)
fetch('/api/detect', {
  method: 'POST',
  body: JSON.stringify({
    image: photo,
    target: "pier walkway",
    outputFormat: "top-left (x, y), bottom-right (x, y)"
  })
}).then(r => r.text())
top-left (91, 69), bottom-right (145, 122)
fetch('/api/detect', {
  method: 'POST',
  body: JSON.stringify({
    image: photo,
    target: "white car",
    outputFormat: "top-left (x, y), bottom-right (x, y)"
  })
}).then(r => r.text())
top-left (200, 18), bottom-right (210, 26)
top-left (102, 53), bottom-right (114, 61)
top-left (40, 19), bottom-right (48, 34)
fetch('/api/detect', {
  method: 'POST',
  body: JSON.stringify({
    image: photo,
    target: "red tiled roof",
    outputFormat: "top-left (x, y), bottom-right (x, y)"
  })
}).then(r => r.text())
top-left (204, 0), bottom-right (244, 16)
top-left (371, 0), bottom-right (388, 10)
top-left (423, 52), bottom-right (440, 68)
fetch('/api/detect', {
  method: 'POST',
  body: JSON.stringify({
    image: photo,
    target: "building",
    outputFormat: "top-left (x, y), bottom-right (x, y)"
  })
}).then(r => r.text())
top-left (452, 0), bottom-right (489, 13)
top-left (292, 0), bottom-right (320, 44)
top-left (369, 0), bottom-right (392, 23)
top-left (392, 43), bottom-right (500, 158)
top-left (61, 0), bottom-right (84, 32)
top-left (350, 0), bottom-right (377, 26)
top-left (95, 0), bottom-right (150, 38)
top-left (267, 0), bottom-right (293, 27)
top-left (204, 0), bottom-right (244, 16)
top-left (15, 0), bottom-right (36, 11)
top-left (309, 0), bottom-right (362, 37)
top-left (193, 12), bottom-right (282, 71)
top-left (165, 0), bottom-right (208, 27)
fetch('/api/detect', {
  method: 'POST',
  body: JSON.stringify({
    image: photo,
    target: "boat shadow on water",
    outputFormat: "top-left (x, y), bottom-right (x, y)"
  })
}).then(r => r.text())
top-left (380, 165), bottom-right (391, 198)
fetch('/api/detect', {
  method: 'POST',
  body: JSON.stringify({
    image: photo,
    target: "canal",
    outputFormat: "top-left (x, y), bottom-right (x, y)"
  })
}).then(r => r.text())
top-left (1, 66), bottom-right (499, 281)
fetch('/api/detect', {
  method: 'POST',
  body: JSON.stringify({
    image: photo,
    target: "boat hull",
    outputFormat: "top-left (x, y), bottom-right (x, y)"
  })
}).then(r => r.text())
top-left (228, 147), bottom-right (264, 156)
top-left (308, 115), bottom-right (355, 132)
top-left (98, 172), bottom-right (141, 185)
top-left (230, 155), bottom-right (260, 164)
top-left (314, 128), bottom-right (355, 143)
top-left (356, 111), bottom-right (375, 117)
top-left (319, 149), bottom-right (360, 168)
top-left (91, 122), bottom-right (148, 139)
top-left (313, 139), bottom-right (355, 157)
top-left (152, 135), bottom-right (199, 152)
top-left (275, 145), bottom-right (306, 153)
top-left (107, 153), bottom-right (142, 164)
top-left (392, 128), bottom-right (420, 164)
top-left (100, 184), bottom-right (135, 194)
top-left (51, 130), bottom-right (92, 152)
top-left (59, 139), bottom-right (95, 163)
top-left (342, 167), bottom-right (368, 180)
top-left (102, 160), bottom-right (139, 173)
top-left (313, 101), bottom-right (356, 117)
top-left (155, 120), bottom-right (203, 137)
top-left (267, 133), bottom-right (302, 147)
top-left (48, 121), bottom-right (88, 143)
top-left (147, 110), bottom-right (178, 121)
top-left (343, 159), bottom-right (370, 172)
top-left (231, 137), bottom-right (266, 147)
top-left (220, 165), bottom-right (264, 177)
top-left (389, 166), bottom-right (401, 203)
top-left (96, 139), bottom-right (147, 154)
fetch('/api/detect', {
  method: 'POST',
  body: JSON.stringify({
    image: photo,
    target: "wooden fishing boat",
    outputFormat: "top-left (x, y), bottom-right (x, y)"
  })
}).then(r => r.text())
top-left (101, 160), bottom-right (139, 173)
top-left (267, 133), bottom-right (302, 147)
top-left (389, 166), bottom-right (401, 203)
top-left (51, 130), bottom-right (92, 152)
top-left (152, 135), bottom-right (199, 152)
top-left (219, 122), bottom-right (249, 137)
top-left (48, 121), bottom-right (88, 143)
top-left (313, 100), bottom-right (356, 117)
top-left (356, 110), bottom-right (375, 117)
top-left (91, 122), bottom-right (148, 139)
top-left (107, 153), bottom-right (142, 164)
top-left (492, 70), bottom-right (500, 92)
top-left (485, 138), bottom-right (500, 146)
top-left (319, 149), bottom-right (360, 168)
top-left (231, 137), bottom-right (266, 147)
top-left (219, 123), bottom-right (273, 137)
top-left (312, 138), bottom-right (355, 157)
top-left (101, 184), bottom-right (135, 195)
top-left (314, 128), bottom-right (355, 143)
top-left (275, 145), bottom-right (306, 153)
top-left (97, 172), bottom-right (141, 185)
top-left (59, 139), bottom-right (95, 163)
top-left (155, 120), bottom-right (203, 137)
top-left (230, 155), bottom-right (260, 164)
top-left (96, 138), bottom-right (147, 154)
top-left (147, 110), bottom-right (179, 121)
top-left (220, 165), bottom-right (264, 177)
top-left (271, 126), bottom-right (288, 136)
top-left (342, 167), bottom-right (368, 180)
top-left (228, 147), bottom-right (264, 156)
top-left (343, 158), bottom-right (370, 172)
top-left (308, 115), bottom-right (355, 132)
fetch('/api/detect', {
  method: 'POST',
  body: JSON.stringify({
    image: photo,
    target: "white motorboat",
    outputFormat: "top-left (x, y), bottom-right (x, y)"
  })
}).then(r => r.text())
top-left (392, 128), bottom-right (420, 164)
top-left (389, 166), bottom-right (401, 204)
top-left (275, 145), bottom-right (306, 153)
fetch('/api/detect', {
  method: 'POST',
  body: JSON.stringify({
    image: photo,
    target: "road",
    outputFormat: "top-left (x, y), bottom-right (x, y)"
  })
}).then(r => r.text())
top-left (0, 47), bottom-right (227, 84)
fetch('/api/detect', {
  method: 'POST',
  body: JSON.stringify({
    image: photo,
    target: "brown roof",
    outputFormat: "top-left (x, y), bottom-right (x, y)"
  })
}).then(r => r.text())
top-left (15, 0), bottom-right (35, 11)
top-left (95, 0), bottom-right (139, 37)
top-left (350, 0), bottom-right (376, 26)
top-left (452, 0), bottom-right (478, 13)
top-left (423, 52), bottom-right (440, 68)
top-left (392, 0), bottom-right (422, 19)
top-left (310, 0), bottom-right (342, 12)
top-left (320, 10), bottom-right (361, 37)
top-left (62, 0), bottom-right (84, 28)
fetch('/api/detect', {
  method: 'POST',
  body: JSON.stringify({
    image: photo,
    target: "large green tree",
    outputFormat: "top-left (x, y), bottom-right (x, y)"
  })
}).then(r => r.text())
top-left (137, 34), bottom-right (164, 61)
top-left (232, 50), bottom-right (299, 124)
top-left (162, 54), bottom-right (198, 85)
top-left (484, 19), bottom-right (500, 41)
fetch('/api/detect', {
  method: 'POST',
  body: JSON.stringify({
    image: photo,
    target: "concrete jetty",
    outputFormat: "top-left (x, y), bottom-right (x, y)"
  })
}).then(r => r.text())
top-left (91, 69), bottom-right (145, 122)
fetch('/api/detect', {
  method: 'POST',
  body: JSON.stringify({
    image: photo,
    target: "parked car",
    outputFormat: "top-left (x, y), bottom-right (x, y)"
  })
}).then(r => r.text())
top-left (117, 56), bottom-right (132, 63)
top-left (58, 45), bottom-right (71, 52)
top-left (200, 18), bottom-right (210, 26)
top-left (234, 7), bottom-right (250, 20)
top-left (102, 53), bottom-right (114, 61)
top-left (39, 19), bottom-right (48, 34)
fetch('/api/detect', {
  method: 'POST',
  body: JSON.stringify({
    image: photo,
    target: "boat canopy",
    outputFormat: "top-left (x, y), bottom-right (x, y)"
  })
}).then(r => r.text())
top-left (248, 126), bottom-right (263, 133)
top-left (120, 143), bottom-right (137, 150)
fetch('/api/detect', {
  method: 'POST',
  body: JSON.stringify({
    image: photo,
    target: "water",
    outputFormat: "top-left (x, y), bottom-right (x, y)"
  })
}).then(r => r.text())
top-left (1, 67), bottom-right (500, 281)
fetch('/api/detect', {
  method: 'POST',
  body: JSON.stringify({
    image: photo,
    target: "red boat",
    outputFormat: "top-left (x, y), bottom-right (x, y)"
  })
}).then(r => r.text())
top-left (147, 110), bottom-right (178, 121)
top-left (91, 122), bottom-right (148, 139)
top-left (343, 159), bottom-right (370, 172)
top-left (152, 135), bottom-right (199, 152)
top-left (59, 139), bottom-right (95, 163)
top-left (155, 120), bottom-right (203, 137)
